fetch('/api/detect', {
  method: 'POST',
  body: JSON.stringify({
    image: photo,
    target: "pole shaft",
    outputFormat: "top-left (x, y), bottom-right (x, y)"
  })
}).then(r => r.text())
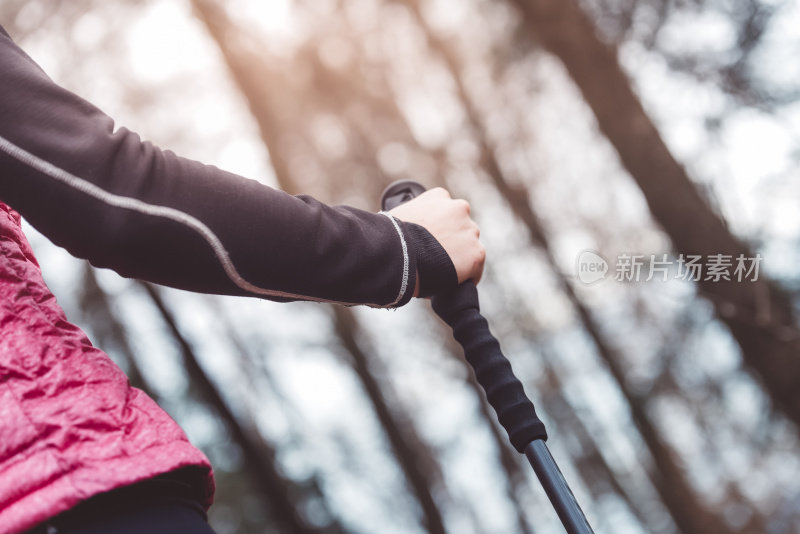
top-left (525, 440), bottom-right (594, 534)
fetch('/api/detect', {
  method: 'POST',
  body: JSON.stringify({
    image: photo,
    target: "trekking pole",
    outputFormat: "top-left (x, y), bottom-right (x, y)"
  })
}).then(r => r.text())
top-left (381, 181), bottom-right (595, 534)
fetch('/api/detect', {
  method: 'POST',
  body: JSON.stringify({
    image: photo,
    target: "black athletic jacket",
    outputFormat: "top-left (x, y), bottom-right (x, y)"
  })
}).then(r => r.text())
top-left (0, 25), bottom-right (455, 307)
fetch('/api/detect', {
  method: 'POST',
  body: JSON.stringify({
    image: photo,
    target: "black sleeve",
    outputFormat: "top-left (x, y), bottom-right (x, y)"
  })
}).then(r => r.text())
top-left (0, 26), bottom-right (456, 307)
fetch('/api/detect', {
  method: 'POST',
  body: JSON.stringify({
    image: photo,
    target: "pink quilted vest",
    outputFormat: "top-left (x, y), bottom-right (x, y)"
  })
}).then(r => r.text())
top-left (0, 202), bottom-right (213, 534)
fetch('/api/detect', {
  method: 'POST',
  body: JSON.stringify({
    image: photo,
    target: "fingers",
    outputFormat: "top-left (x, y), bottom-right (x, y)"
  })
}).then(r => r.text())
top-left (446, 196), bottom-right (483, 285)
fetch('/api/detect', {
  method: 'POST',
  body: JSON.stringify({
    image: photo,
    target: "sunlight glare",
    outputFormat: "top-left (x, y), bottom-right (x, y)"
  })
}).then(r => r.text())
top-left (241, 0), bottom-right (294, 34)
top-left (126, 1), bottom-right (216, 84)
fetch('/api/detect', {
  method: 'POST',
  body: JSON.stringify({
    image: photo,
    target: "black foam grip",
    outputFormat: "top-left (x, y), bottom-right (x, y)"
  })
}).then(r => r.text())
top-left (432, 282), bottom-right (547, 452)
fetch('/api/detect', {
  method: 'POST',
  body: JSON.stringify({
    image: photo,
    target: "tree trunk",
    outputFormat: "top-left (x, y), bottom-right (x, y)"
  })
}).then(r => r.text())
top-left (400, 2), bottom-right (740, 531)
top-left (78, 265), bottom-right (151, 395)
top-left (509, 0), bottom-right (800, 430)
top-left (140, 282), bottom-right (345, 534)
top-left (331, 306), bottom-right (449, 534)
top-left (190, 4), bottom-right (452, 532)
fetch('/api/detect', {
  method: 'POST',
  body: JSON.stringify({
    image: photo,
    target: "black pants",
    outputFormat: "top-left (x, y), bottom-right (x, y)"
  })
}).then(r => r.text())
top-left (27, 469), bottom-right (217, 534)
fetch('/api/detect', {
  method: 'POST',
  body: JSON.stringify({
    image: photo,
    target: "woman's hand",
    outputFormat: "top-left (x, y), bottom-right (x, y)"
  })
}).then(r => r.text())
top-left (389, 187), bottom-right (485, 295)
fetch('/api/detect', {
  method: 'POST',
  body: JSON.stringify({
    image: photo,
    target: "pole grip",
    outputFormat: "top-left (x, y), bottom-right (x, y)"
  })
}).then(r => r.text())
top-left (432, 282), bottom-right (547, 452)
top-left (381, 180), bottom-right (548, 452)
top-left (382, 180), bottom-right (593, 533)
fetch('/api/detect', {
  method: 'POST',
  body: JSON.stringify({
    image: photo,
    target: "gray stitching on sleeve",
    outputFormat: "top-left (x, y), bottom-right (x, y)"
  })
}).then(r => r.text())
top-left (379, 212), bottom-right (410, 306)
top-left (0, 134), bottom-right (389, 307)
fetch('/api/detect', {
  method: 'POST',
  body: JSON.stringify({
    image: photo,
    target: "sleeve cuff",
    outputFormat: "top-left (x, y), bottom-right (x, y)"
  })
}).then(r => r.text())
top-left (399, 221), bottom-right (458, 299)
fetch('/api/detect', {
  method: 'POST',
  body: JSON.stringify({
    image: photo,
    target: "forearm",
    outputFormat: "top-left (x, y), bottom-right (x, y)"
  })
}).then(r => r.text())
top-left (0, 27), bottom-right (455, 307)
top-left (0, 137), bottom-right (413, 305)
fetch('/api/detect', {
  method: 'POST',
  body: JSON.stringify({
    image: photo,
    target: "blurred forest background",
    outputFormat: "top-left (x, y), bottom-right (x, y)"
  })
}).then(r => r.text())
top-left (2, 0), bottom-right (799, 533)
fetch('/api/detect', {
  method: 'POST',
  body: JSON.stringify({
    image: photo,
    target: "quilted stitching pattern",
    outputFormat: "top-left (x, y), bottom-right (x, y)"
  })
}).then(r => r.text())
top-left (0, 203), bottom-right (213, 534)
